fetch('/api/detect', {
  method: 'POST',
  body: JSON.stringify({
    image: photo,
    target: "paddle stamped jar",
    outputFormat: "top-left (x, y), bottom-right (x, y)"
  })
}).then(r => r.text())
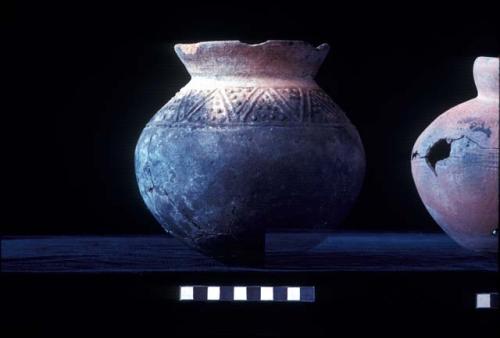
top-left (135, 40), bottom-right (365, 262)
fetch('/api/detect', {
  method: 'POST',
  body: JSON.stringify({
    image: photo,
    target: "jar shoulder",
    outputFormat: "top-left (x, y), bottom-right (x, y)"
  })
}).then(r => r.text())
top-left (148, 85), bottom-right (352, 126)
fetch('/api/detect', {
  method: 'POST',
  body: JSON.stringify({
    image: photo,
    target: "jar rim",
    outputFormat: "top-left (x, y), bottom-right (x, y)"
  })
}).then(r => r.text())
top-left (174, 40), bottom-right (330, 80)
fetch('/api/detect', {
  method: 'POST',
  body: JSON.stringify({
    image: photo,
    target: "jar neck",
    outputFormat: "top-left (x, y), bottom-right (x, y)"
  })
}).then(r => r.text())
top-left (474, 56), bottom-right (499, 101)
top-left (186, 76), bottom-right (320, 89)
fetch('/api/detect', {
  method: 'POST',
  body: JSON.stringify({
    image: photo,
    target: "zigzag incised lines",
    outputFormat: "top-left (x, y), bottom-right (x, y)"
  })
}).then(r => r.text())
top-left (154, 87), bottom-right (349, 125)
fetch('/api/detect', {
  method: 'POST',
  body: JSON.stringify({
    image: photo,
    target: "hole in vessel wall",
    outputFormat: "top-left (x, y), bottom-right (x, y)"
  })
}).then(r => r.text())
top-left (425, 138), bottom-right (451, 175)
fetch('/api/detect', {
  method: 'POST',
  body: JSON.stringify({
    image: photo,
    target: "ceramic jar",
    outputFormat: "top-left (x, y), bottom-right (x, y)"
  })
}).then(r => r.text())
top-left (411, 57), bottom-right (499, 253)
top-left (135, 40), bottom-right (365, 262)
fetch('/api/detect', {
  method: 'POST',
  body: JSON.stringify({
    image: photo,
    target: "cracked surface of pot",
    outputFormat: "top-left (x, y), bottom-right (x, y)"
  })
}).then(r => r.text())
top-left (411, 56), bottom-right (499, 253)
top-left (135, 40), bottom-right (365, 263)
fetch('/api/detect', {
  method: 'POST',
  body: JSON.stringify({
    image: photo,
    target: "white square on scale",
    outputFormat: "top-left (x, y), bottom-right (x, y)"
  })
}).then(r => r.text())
top-left (261, 287), bottom-right (274, 301)
top-left (180, 286), bottom-right (193, 300)
top-left (207, 286), bottom-right (220, 300)
top-left (234, 287), bottom-right (247, 301)
top-left (287, 287), bottom-right (301, 301)
top-left (477, 293), bottom-right (491, 309)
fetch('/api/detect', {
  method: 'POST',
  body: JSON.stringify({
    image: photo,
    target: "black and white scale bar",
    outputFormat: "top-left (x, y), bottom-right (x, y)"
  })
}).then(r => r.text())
top-left (179, 286), bottom-right (315, 302)
top-left (476, 293), bottom-right (498, 309)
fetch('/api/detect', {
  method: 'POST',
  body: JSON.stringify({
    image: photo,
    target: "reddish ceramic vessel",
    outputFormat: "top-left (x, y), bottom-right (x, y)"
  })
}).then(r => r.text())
top-left (411, 57), bottom-right (499, 253)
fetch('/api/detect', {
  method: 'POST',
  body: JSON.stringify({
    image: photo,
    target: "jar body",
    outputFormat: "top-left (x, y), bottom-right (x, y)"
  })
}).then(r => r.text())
top-left (135, 41), bottom-right (365, 261)
top-left (411, 57), bottom-right (499, 253)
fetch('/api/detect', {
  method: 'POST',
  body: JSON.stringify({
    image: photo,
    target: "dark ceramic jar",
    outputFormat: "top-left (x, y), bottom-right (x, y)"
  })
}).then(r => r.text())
top-left (411, 57), bottom-right (499, 253)
top-left (135, 40), bottom-right (365, 262)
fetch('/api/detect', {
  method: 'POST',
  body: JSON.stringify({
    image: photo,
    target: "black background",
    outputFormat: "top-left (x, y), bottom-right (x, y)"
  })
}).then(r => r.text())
top-left (3, 3), bottom-right (499, 235)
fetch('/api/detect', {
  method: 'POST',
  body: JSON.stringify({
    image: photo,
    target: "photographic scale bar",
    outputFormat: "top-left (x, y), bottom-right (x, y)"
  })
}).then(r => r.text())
top-left (476, 293), bottom-right (498, 309)
top-left (179, 286), bottom-right (315, 302)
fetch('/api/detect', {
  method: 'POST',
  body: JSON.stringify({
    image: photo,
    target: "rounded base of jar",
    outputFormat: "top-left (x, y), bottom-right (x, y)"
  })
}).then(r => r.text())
top-left (445, 231), bottom-right (498, 253)
top-left (179, 229), bottom-right (266, 266)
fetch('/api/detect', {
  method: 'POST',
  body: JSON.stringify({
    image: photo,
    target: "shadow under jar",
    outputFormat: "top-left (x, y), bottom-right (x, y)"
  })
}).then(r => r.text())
top-left (135, 40), bottom-right (365, 264)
